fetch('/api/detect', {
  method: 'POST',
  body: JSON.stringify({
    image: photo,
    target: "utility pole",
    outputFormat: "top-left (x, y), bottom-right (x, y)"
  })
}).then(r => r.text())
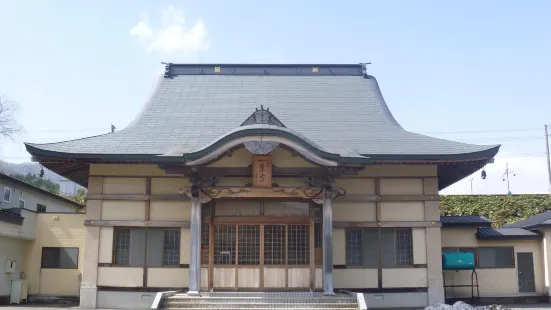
top-left (469, 178), bottom-right (474, 194)
top-left (545, 124), bottom-right (551, 194)
top-left (502, 163), bottom-right (516, 195)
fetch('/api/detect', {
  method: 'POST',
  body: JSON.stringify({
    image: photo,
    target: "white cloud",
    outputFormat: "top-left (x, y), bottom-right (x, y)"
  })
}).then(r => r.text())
top-left (129, 6), bottom-right (210, 57)
top-left (129, 21), bottom-right (153, 41)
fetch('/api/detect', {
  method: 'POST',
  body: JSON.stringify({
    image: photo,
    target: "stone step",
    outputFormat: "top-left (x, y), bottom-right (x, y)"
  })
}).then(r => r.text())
top-left (164, 298), bottom-right (356, 304)
top-left (162, 308), bottom-right (357, 310)
top-left (162, 302), bottom-right (358, 308)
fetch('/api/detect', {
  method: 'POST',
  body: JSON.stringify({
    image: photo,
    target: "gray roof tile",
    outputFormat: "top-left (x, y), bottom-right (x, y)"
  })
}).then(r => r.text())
top-left (26, 69), bottom-right (498, 158)
top-left (477, 227), bottom-right (541, 240)
top-left (503, 211), bottom-right (551, 229)
top-left (441, 216), bottom-right (492, 227)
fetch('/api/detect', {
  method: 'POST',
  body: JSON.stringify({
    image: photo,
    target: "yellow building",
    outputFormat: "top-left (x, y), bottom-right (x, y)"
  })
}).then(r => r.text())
top-left (18, 63), bottom-right (545, 309)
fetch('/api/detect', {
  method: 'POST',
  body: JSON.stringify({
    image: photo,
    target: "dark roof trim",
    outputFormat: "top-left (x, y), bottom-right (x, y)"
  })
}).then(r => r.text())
top-left (365, 146), bottom-right (500, 161)
top-left (0, 173), bottom-right (84, 208)
top-left (25, 143), bottom-right (499, 164)
top-left (476, 227), bottom-right (542, 240)
top-left (441, 222), bottom-right (493, 228)
top-left (178, 127), bottom-right (369, 165)
top-left (165, 63), bottom-right (364, 77)
top-left (440, 216), bottom-right (492, 228)
top-left (476, 234), bottom-right (542, 240)
top-left (0, 210), bottom-right (24, 225)
top-left (523, 223), bottom-right (551, 230)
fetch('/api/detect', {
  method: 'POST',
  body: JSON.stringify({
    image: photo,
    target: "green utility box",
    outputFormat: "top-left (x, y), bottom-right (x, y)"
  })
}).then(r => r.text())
top-left (441, 252), bottom-right (475, 270)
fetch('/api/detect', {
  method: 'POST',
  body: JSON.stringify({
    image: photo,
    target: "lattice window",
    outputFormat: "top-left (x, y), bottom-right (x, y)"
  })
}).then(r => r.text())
top-left (380, 228), bottom-right (412, 267)
top-left (346, 229), bottom-right (362, 266)
top-left (163, 229), bottom-right (180, 266)
top-left (395, 229), bottom-right (412, 266)
top-left (214, 224), bottom-right (236, 265)
top-left (264, 225), bottom-right (285, 265)
top-left (114, 228), bottom-right (130, 265)
top-left (287, 224), bottom-right (309, 265)
top-left (201, 223), bottom-right (210, 246)
top-left (238, 225), bottom-right (260, 265)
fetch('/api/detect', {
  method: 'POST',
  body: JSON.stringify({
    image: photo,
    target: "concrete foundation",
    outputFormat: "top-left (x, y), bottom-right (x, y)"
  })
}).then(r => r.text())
top-left (363, 292), bottom-right (428, 308)
top-left (96, 290), bottom-right (157, 309)
top-left (79, 287), bottom-right (97, 309)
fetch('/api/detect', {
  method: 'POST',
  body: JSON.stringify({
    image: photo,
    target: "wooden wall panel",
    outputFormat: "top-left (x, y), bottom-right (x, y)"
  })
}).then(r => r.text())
top-left (101, 201), bottom-right (146, 220)
top-left (380, 202), bottom-right (424, 221)
top-left (213, 268), bottom-right (236, 288)
top-left (150, 201), bottom-right (191, 221)
top-left (380, 179), bottom-right (423, 195)
top-left (151, 178), bottom-right (191, 194)
top-left (264, 268), bottom-right (286, 288)
top-left (102, 178), bottom-right (146, 194)
top-left (288, 268), bottom-right (310, 288)
top-left (237, 268), bottom-right (260, 288)
top-left (98, 227), bottom-right (113, 263)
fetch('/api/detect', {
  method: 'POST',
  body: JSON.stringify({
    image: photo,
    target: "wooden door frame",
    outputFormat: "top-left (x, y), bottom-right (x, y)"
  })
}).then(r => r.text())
top-left (209, 220), bottom-right (314, 291)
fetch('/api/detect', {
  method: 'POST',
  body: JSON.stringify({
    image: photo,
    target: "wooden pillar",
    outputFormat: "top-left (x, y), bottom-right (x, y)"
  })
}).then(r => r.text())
top-left (188, 195), bottom-right (202, 295)
top-left (322, 188), bottom-right (334, 295)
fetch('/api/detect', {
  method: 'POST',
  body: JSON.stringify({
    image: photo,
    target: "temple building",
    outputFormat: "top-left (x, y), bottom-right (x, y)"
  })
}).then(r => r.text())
top-left (24, 63), bottom-right (541, 309)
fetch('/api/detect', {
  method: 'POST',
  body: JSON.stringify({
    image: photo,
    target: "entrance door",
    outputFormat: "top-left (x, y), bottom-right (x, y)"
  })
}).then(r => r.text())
top-left (517, 252), bottom-right (536, 293)
top-left (212, 223), bottom-right (311, 290)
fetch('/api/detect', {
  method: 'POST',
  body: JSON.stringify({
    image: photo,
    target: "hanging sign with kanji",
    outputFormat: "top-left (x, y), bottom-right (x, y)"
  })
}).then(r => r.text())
top-left (253, 156), bottom-right (272, 187)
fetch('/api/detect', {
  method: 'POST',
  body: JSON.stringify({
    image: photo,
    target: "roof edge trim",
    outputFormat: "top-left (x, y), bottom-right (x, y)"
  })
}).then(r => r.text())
top-left (165, 63), bottom-right (364, 77)
top-left (167, 127), bottom-right (371, 166)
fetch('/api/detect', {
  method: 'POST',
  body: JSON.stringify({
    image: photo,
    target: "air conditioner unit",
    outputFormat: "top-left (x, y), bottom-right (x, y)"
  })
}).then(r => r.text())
top-left (10, 280), bottom-right (28, 304)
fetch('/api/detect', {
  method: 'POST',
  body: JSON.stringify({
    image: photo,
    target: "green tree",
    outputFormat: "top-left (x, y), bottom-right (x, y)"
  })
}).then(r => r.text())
top-left (62, 188), bottom-right (86, 212)
top-left (10, 173), bottom-right (60, 194)
top-left (441, 195), bottom-right (551, 227)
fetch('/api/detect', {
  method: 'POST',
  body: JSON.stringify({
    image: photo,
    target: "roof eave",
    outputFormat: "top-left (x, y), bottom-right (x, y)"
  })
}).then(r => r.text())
top-left (0, 172), bottom-right (84, 209)
top-left (477, 235), bottom-right (542, 240)
top-left (441, 223), bottom-right (493, 228)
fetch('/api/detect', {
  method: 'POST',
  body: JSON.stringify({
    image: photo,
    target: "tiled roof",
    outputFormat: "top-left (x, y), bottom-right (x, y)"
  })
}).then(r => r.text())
top-left (440, 215), bottom-right (492, 227)
top-left (0, 173), bottom-right (84, 209)
top-left (25, 64), bottom-right (499, 159)
top-left (503, 211), bottom-right (551, 229)
top-left (477, 227), bottom-right (542, 240)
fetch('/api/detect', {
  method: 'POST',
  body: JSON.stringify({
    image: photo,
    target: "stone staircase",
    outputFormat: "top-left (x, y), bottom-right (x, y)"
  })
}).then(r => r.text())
top-left (161, 292), bottom-right (360, 310)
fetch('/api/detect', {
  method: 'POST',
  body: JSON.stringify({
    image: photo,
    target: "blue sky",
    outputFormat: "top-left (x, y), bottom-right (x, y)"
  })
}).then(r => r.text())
top-left (0, 0), bottom-right (550, 194)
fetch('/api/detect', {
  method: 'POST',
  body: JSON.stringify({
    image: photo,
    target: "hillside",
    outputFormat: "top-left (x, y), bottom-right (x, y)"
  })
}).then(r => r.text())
top-left (441, 194), bottom-right (551, 227)
top-left (0, 160), bottom-right (83, 190)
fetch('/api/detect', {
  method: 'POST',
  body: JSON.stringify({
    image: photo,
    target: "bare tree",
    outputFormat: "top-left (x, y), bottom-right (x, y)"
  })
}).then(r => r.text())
top-left (0, 95), bottom-right (21, 138)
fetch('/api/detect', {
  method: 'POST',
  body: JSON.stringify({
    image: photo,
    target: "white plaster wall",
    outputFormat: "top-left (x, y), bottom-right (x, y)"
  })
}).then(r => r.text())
top-left (0, 235), bottom-right (27, 299)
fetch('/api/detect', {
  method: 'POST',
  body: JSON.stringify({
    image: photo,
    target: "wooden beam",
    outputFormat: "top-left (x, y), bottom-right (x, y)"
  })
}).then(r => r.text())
top-left (332, 221), bottom-right (441, 228)
top-left (338, 194), bottom-right (440, 202)
top-left (160, 166), bottom-right (364, 177)
top-left (84, 220), bottom-right (190, 228)
top-left (87, 194), bottom-right (189, 201)
top-left (87, 192), bottom-right (439, 202)
top-left (214, 217), bottom-right (310, 224)
top-left (201, 187), bottom-right (323, 199)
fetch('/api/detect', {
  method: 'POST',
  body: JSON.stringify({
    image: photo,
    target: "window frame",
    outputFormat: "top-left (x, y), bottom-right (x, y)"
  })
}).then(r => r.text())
top-left (112, 227), bottom-right (182, 268)
top-left (40, 247), bottom-right (79, 269)
top-left (3, 187), bottom-right (11, 203)
top-left (345, 227), bottom-right (414, 269)
top-left (37, 204), bottom-right (47, 213)
top-left (476, 246), bottom-right (515, 269)
top-left (18, 199), bottom-right (25, 209)
top-left (162, 228), bottom-right (181, 267)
